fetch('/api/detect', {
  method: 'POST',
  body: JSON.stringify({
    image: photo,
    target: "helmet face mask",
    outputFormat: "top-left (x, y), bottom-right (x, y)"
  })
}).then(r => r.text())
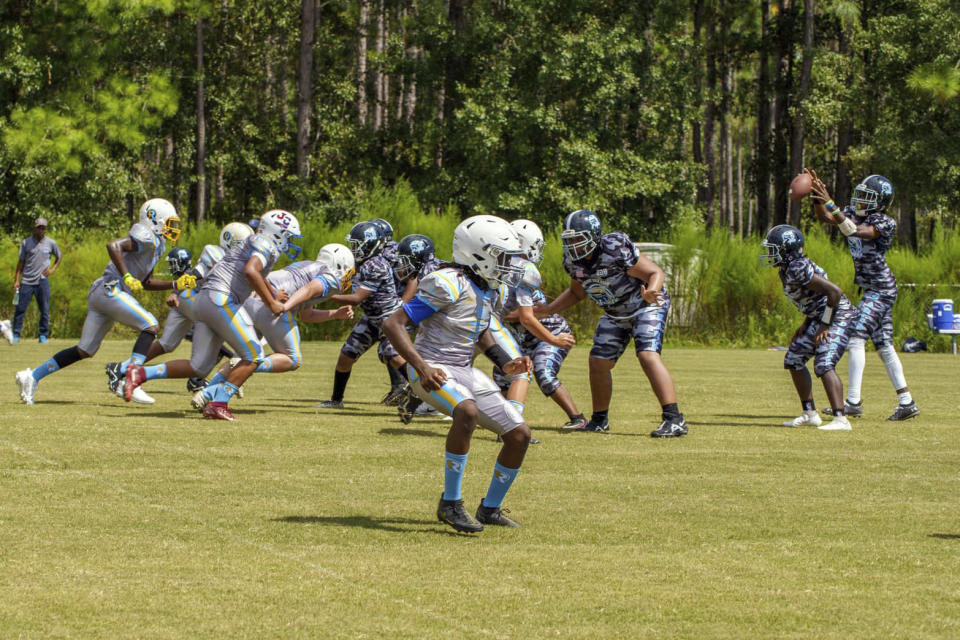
top-left (139, 198), bottom-right (181, 243)
top-left (345, 222), bottom-right (385, 263)
top-left (396, 234), bottom-right (435, 282)
top-left (259, 210), bottom-right (302, 260)
top-left (561, 210), bottom-right (602, 262)
top-left (850, 175), bottom-right (894, 214)
top-left (760, 224), bottom-right (804, 268)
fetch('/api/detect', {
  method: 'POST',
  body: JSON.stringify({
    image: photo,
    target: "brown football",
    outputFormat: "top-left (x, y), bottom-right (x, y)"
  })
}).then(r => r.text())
top-left (788, 172), bottom-right (812, 201)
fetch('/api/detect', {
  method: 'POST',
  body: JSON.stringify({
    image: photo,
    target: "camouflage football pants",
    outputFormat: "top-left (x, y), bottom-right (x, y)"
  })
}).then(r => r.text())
top-left (341, 314), bottom-right (399, 361)
top-left (784, 305), bottom-right (858, 377)
top-left (851, 289), bottom-right (896, 347)
top-left (589, 301), bottom-right (670, 362)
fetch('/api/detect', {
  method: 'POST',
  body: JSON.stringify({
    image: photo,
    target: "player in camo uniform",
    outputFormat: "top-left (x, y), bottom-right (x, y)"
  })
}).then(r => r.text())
top-left (537, 209), bottom-right (686, 437)
top-left (316, 221), bottom-right (406, 409)
top-left (15, 198), bottom-right (193, 406)
top-left (761, 224), bottom-right (859, 431)
top-left (383, 215), bottom-right (533, 533)
top-left (368, 218), bottom-right (412, 404)
top-left (807, 170), bottom-right (918, 421)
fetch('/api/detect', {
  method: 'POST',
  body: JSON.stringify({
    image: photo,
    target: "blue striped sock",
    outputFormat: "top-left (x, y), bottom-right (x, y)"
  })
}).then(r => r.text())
top-left (32, 358), bottom-right (59, 382)
top-left (481, 462), bottom-right (519, 509)
top-left (208, 372), bottom-right (227, 387)
top-left (144, 364), bottom-right (167, 380)
top-left (442, 452), bottom-right (469, 502)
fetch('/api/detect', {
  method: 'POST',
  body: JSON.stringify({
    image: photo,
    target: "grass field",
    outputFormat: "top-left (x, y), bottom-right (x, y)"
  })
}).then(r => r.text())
top-left (2, 340), bottom-right (959, 638)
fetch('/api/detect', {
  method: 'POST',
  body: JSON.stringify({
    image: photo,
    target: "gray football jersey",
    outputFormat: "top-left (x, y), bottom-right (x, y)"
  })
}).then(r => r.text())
top-left (413, 267), bottom-right (498, 367)
top-left (202, 234), bottom-right (279, 302)
top-left (194, 244), bottom-right (226, 280)
top-left (102, 223), bottom-right (164, 286)
top-left (266, 260), bottom-right (340, 310)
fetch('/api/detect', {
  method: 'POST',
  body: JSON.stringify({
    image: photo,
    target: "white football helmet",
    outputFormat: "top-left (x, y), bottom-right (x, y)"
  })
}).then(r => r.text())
top-left (139, 198), bottom-right (181, 243)
top-left (510, 219), bottom-right (545, 264)
top-left (452, 215), bottom-right (524, 287)
top-left (258, 209), bottom-right (302, 260)
top-left (220, 222), bottom-right (254, 252)
top-left (316, 243), bottom-right (356, 292)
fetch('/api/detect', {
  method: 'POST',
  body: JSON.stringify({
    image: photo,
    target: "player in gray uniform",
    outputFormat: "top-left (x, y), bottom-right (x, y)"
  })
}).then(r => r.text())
top-left (124, 210), bottom-right (301, 421)
top-left (316, 221), bottom-right (405, 409)
top-left (762, 225), bottom-right (858, 431)
top-left (538, 209), bottom-right (687, 437)
top-left (247, 243), bottom-right (355, 375)
top-left (383, 215), bottom-right (533, 533)
top-left (808, 169), bottom-right (918, 421)
top-left (16, 198), bottom-right (190, 405)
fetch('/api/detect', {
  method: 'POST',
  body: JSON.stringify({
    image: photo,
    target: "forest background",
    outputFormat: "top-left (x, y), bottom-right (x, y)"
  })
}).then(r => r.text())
top-left (1, 0), bottom-right (959, 347)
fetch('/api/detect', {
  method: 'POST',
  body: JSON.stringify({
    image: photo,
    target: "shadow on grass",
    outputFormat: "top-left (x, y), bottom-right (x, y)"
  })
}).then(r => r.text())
top-left (713, 413), bottom-right (788, 420)
top-left (689, 421), bottom-right (794, 428)
top-left (273, 514), bottom-right (441, 534)
top-left (379, 427), bottom-right (445, 438)
top-left (928, 533), bottom-right (960, 540)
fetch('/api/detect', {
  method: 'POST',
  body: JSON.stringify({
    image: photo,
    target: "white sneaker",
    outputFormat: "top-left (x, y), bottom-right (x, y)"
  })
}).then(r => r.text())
top-left (0, 320), bottom-right (13, 344)
top-left (191, 389), bottom-right (210, 412)
top-left (16, 368), bottom-right (36, 404)
top-left (783, 411), bottom-right (822, 427)
top-left (818, 415), bottom-right (852, 431)
top-left (116, 380), bottom-right (156, 404)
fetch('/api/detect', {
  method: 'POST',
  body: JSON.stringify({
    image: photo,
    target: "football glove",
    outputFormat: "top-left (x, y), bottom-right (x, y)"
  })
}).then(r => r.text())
top-left (174, 273), bottom-right (198, 291)
top-left (838, 218), bottom-right (858, 237)
top-left (123, 273), bottom-right (144, 293)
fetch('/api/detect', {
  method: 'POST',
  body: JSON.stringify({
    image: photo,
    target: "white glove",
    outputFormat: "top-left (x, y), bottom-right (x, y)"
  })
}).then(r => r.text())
top-left (838, 218), bottom-right (858, 237)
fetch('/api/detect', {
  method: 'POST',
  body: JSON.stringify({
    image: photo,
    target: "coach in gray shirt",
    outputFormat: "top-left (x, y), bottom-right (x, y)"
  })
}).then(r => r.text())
top-left (11, 218), bottom-right (62, 343)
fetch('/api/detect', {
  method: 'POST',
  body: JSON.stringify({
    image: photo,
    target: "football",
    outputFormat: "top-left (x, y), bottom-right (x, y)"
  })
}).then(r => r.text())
top-left (788, 172), bottom-right (812, 201)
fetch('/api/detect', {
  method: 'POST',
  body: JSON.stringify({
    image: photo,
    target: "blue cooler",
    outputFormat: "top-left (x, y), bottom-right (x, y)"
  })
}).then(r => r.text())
top-left (932, 299), bottom-right (954, 330)
top-left (954, 313), bottom-right (960, 330)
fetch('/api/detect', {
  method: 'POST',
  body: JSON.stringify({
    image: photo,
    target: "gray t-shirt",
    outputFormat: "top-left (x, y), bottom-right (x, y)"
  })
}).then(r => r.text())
top-left (18, 236), bottom-right (61, 285)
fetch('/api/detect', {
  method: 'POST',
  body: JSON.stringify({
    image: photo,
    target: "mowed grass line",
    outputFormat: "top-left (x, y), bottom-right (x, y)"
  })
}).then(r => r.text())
top-left (2, 340), bottom-right (959, 638)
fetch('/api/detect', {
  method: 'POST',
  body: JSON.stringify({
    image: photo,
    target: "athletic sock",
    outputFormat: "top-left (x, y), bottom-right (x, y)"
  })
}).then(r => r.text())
top-left (802, 399), bottom-right (816, 412)
top-left (481, 462), bottom-right (519, 509)
top-left (143, 364), bottom-right (167, 380)
top-left (591, 409), bottom-right (609, 423)
top-left (33, 346), bottom-right (83, 382)
top-left (387, 363), bottom-right (404, 387)
top-left (508, 400), bottom-right (525, 415)
top-left (442, 452), bottom-right (468, 502)
top-left (130, 330), bottom-right (155, 366)
top-left (201, 383), bottom-right (221, 402)
top-left (898, 391), bottom-right (913, 405)
top-left (661, 402), bottom-right (681, 421)
top-left (255, 358), bottom-right (273, 373)
top-left (214, 382), bottom-right (240, 404)
top-left (847, 338), bottom-right (866, 404)
top-left (331, 369), bottom-right (351, 402)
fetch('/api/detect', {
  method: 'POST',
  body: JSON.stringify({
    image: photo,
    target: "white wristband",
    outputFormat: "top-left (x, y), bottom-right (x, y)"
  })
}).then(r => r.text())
top-left (839, 218), bottom-right (857, 237)
top-left (820, 305), bottom-right (834, 325)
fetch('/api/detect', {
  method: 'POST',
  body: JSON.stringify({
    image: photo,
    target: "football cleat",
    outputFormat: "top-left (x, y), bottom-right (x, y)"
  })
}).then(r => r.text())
top-left (203, 401), bottom-right (237, 421)
top-left (186, 377), bottom-right (208, 393)
top-left (437, 496), bottom-right (483, 533)
top-left (381, 384), bottom-right (409, 406)
top-left (115, 379), bottom-right (155, 404)
top-left (887, 401), bottom-right (919, 422)
top-left (124, 364), bottom-right (147, 403)
top-left (561, 415), bottom-right (588, 430)
top-left (415, 403), bottom-right (441, 416)
top-left (824, 400), bottom-right (862, 417)
top-left (651, 416), bottom-right (688, 438)
top-left (574, 416), bottom-right (609, 433)
top-left (105, 362), bottom-right (123, 393)
top-left (783, 412), bottom-right (822, 427)
top-left (476, 503), bottom-right (521, 528)
top-left (315, 399), bottom-right (344, 409)
top-left (818, 415), bottom-right (852, 431)
top-left (191, 389), bottom-right (211, 412)
top-left (0, 319), bottom-right (13, 344)
top-left (15, 368), bottom-right (36, 405)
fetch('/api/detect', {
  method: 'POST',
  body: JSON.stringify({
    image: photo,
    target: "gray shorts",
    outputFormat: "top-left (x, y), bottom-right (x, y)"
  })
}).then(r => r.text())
top-left (188, 290), bottom-right (264, 376)
top-left (78, 281), bottom-right (159, 355)
top-left (407, 362), bottom-right (524, 436)
top-left (243, 297), bottom-right (303, 368)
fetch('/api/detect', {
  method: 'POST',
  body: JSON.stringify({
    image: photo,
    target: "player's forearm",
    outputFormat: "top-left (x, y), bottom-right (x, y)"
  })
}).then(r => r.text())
top-left (330, 290), bottom-right (368, 305)
top-left (143, 278), bottom-right (174, 291)
top-left (245, 265), bottom-right (277, 304)
top-left (541, 288), bottom-right (580, 316)
top-left (401, 278), bottom-right (418, 303)
top-left (298, 308), bottom-right (333, 323)
top-left (14, 261), bottom-right (24, 287)
top-left (383, 311), bottom-right (426, 372)
top-left (285, 280), bottom-right (326, 310)
top-left (518, 307), bottom-right (558, 344)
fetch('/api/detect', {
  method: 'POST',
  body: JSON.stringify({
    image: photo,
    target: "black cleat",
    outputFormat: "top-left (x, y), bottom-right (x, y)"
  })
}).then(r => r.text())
top-left (381, 383), bottom-right (409, 406)
top-left (561, 415), bottom-right (588, 430)
top-left (887, 401), bottom-right (919, 421)
top-left (651, 416), bottom-right (688, 438)
top-left (398, 389), bottom-right (423, 424)
top-left (476, 502), bottom-right (521, 528)
top-left (186, 377), bottom-right (208, 393)
top-left (437, 496), bottom-right (483, 533)
top-left (824, 400), bottom-right (862, 417)
top-left (105, 362), bottom-right (122, 393)
top-left (574, 417), bottom-right (609, 432)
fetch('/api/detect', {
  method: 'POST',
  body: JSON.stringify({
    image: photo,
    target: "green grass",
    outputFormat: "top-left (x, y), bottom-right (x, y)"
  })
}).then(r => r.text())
top-left (2, 340), bottom-right (960, 638)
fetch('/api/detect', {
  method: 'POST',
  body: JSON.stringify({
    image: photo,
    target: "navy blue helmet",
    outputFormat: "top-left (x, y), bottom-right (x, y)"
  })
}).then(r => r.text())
top-left (760, 224), bottom-right (804, 267)
top-left (396, 234), bottom-right (435, 281)
top-left (851, 175), bottom-right (894, 213)
top-left (370, 218), bottom-right (394, 242)
top-left (165, 247), bottom-right (193, 277)
top-left (561, 209), bottom-right (603, 261)
top-left (345, 221), bottom-right (385, 263)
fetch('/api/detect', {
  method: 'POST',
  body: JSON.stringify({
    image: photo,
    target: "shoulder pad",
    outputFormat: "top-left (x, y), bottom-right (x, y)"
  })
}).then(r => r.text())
top-left (129, 223), bottom-right (155, 245)
top-left (519, 261), bottom-right (542, 290)
top-left (200, 244), bottom-right (226, 267)
top-left (250, 235), bottom-right (277, 256)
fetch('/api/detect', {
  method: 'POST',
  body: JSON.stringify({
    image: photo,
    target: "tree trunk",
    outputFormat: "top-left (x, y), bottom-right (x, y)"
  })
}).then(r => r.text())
top-left (737, 127), bottom-right (744, 238)
top-left (899, 191), bottom-right (917, 251)
top-left (297, 0), bottom-right (315, 180)
top-left (700, 18), bottom-right (717, 229)
top-left (755, 0), bottom-right (772, 233)
top-left (772, 0), bottom-right (793, 226)
top-left (691, 0), bottom-right (704, 165)
top-left (356, 0), bottom-right (370, 126)
top-left (395, 5), bottom-right (406, 124)
top-left (195, 18), bottom-right (206, 224)
top-left (788, 0), bottom-right (814, 227)
top-left (373, 0), bottom-right (386, 131)
top-left (835, 25), bottom-right (853, 210)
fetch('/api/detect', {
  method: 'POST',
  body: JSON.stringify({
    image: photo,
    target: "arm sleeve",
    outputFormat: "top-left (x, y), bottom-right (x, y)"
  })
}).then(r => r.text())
top-left (250, 236), bottom-right (276, 269)
top-left (129, 223), bottom-right (154, 250)
top-left (402, 296), bottom-right (439, 326)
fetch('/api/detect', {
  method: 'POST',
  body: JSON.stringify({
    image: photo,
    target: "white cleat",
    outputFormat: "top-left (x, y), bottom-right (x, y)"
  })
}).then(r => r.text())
top-left (783, 411), bottom-right (822, 427)
top-left (116, 380), bottom-right (156, 404)
top-left (0, 319), bottom-right (14, 344)
top-left (15, 368), bottom-right (36, 405)
top-left (818, 415), bottom-right (852, 431)
top-left (191, 389), bottom-right (211, 412)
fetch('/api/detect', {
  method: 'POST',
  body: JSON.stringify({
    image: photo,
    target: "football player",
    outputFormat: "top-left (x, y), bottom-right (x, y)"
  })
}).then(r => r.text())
top-left (15, 198), bottom-right (193, 405)
top-left (382, 215), bottom-right (533, 532)
top-left (806, 170), bottom-right (918, 421)
top-left (537, 210), bottom-right (687, 437)
top-left (367, 218), bottom-right (412, 405)
top-left (761, 224), bottom-right (858, 430)
top-left (316, 221), bottom-right (406, 409)
top-left (123, 210), bottom-right (300, 420)
top-left (502, 219), bottom-right (585, 429)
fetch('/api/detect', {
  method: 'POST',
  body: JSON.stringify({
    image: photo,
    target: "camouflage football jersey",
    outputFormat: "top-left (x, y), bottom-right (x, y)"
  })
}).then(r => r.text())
top-left (413, 267), bottom-right (498, 367)
top-left (839, 207), bottom-right (898, 295)
top-left (202, 234), bottom-right (279, 303)
top-left (266, 260), bottom-right (340, 310)
top-left (779, 257), bottom-right (853, 319)
top-left (562, 232), bottom-right (668, 319)
top-left (355, 254), bottom-right (401, 318)
top-left (100, 223), bottom-right (165, 289)
top-left (417, 257), bottom-right (443, 280)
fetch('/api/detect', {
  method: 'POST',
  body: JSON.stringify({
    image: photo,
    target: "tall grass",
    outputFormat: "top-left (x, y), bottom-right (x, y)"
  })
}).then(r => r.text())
top-left (2, 190), bottom-right (958, 351)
